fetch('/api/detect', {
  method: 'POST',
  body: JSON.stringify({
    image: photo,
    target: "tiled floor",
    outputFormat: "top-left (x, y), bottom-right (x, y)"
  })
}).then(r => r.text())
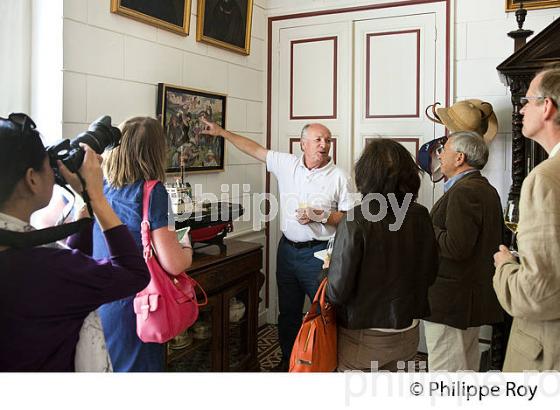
top-left (257, 324), bottom-right (283, 371)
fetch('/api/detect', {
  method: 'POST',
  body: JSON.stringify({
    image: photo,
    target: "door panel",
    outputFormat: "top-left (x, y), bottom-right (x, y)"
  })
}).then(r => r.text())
top-left (277, 22), bottom-right (351, 171)
top-left (354, 14), bottom-right (443, 208)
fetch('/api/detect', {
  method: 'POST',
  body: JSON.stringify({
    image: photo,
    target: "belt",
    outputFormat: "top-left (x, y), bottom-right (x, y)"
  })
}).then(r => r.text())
top-left (283, 236), bottom-right (327, 249)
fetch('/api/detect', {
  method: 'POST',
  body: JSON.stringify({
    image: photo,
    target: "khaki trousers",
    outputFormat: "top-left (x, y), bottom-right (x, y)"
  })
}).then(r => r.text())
top-left (423, 320), bottom-right (480, 371)
top-left (336, 325), bottom-right (419, 372)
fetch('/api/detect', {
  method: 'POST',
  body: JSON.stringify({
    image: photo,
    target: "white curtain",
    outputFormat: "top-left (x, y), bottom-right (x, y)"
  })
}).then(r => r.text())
top-left (0, 0), bottom-right (31, 116)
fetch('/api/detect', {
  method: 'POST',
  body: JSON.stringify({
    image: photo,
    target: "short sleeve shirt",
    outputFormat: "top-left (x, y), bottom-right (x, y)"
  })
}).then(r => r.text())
top-left (266, 151), bottom-right (359, 242)
top-left (92, 180), bottom-right (172, 257)
top-left (91, 180), bottom-right (171, 371)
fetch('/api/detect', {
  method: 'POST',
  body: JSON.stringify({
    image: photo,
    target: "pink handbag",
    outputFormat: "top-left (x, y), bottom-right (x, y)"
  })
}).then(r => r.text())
top-left (133, 180), bottom-right (207, 343)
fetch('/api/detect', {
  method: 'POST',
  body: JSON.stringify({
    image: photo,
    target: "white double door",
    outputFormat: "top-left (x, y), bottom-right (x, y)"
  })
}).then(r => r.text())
top-left (268, 9), bottom-right (446, 324)
top-left (274, 12), bottom-right (444, 209)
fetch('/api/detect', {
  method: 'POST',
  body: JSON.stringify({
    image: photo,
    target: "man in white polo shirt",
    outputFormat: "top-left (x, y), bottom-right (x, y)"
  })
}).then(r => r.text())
top-left (201, 118), bottom-right (358, 371)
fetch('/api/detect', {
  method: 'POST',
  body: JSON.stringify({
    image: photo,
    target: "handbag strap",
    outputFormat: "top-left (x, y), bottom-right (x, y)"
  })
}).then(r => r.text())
top-left (192, 278), bottom-right (209, 307)
top-left (141, 181), bottom-right (209, 305)
top-left (313, 277), bottom-right (329, 308)
top-left (141, 180), bottom-right (159, 258)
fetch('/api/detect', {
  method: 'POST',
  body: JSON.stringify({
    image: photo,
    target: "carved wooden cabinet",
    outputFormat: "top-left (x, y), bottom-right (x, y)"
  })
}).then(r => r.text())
top-left (497, 17), bottom-right (560, 201)
top-left (165, 240), bottom-right (263, 372)
top-left (492, 15), bottom-right (560, 370)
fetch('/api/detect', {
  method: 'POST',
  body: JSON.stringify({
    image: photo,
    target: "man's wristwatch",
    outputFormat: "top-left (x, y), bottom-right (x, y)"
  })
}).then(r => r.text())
top-left (320, 210), bottom-right (331, 224)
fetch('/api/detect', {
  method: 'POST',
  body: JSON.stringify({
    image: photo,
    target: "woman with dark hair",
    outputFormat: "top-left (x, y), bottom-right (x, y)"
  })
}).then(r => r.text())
top-left (326, 138), bottom-right (438, 371)
top-left (93, 116), bottom-right (193, 372)
top-left (0, 114), bottom-right (150, 371)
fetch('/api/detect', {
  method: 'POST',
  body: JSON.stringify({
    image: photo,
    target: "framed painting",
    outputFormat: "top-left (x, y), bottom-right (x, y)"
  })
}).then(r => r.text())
top-left (506, 0), bottom-right (560, 11)
top-left (157, 83), bottom-right (226, 173)
top-left (110, 0), bottom-right (191, 36)
top-left (196, 0), bottom-right (254, 55)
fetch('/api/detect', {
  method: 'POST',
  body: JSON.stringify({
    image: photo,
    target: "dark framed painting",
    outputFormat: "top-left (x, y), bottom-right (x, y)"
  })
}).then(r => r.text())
top-left (506, 0), bottom-right (560, 11)
top-left (157, 83), bottom-right (226, 173)
top-left (196, 0), bottom-right (253, 55)
top-left (111, 0), bottom-right (191, 36)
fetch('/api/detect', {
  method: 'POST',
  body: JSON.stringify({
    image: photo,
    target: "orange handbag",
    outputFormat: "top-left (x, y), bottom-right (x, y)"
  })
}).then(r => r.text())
top-left (289, 278), bottom-right (337, 372)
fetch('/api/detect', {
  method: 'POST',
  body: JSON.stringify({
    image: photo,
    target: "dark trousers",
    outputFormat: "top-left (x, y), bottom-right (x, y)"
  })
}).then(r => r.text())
top-left (276, 235), bottom-right (327, 361)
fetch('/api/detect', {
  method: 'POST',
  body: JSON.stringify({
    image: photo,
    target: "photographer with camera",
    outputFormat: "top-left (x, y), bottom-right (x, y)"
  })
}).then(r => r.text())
top-left (0, 113), bottom-right (150, 371)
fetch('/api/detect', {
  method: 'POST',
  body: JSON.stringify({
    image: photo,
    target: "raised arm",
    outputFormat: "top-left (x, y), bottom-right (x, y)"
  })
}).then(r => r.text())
top-left (201, 118), bottom-right (267, 162)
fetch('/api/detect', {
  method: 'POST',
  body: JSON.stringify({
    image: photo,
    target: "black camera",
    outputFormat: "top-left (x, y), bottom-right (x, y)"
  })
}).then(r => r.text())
top-left (47, 115), bottom-right (121, 185)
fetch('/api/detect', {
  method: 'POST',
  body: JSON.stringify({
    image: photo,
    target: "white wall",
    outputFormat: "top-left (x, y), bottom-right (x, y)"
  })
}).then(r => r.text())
top-left (31, 0), bottom-right (63, 144)
top-left (266, 0), bottom-right (409, 15)
top-left (455, 0), bottom-right (560, 204)
top-left (0, 0), bottom-right (32, 116)
top-left (57, 0), bottom-right (267, 241)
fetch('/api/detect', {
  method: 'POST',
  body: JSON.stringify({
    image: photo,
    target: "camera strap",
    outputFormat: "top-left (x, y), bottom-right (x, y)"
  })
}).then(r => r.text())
top-left (0, 218), bottom-right (93, 248)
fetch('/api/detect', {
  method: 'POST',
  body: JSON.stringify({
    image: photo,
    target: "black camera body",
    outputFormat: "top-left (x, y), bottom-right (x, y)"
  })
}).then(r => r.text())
top-left (47, 115), bottom-right (121, 185)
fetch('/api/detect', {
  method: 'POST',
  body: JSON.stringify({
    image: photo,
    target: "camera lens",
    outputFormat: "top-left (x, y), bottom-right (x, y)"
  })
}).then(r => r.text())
top-left (47, 115), bottom-right (121, 183)
top-left (71, 116), bottom-right (121, 154)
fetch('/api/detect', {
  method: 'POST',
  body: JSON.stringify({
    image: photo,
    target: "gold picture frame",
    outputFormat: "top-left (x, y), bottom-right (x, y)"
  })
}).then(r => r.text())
top-left (110, 0), bottom-right (191, 36)
top-left (506, 0), bottom-right (560, 11)
top-left (196, 0), bottom-right (253, 55)
top-left (157, 83), bottom-right (227, 174)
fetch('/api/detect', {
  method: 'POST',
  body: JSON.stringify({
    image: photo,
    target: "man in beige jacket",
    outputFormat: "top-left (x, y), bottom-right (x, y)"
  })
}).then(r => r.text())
top-left (494, 68), bottom-right (560, 371)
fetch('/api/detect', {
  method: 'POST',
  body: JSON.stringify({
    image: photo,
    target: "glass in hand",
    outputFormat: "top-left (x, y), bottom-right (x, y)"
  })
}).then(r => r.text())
top-left (323, 236), bottom-right (335, 269)
top-left (504, 199), bottom-right (520, 257)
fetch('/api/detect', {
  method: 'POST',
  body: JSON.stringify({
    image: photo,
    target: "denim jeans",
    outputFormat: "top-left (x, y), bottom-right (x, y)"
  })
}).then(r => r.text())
top-left (276, 235), bottom-right (327, 361)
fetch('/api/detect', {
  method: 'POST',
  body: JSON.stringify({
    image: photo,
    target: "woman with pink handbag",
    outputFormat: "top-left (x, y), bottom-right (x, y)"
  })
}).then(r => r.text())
top-left (93, 117), bottom-right (193, 372)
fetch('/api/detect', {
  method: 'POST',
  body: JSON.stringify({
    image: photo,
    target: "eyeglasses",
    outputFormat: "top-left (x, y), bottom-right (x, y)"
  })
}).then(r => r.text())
top-left (520, 96), bottom-right (545, 106)
top-left (434, 136), bottom-right (448, 156)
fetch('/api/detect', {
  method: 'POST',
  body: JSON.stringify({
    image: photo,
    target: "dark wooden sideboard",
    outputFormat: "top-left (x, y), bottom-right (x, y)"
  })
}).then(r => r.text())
top-left (165, 239), bottom-right (263, 372)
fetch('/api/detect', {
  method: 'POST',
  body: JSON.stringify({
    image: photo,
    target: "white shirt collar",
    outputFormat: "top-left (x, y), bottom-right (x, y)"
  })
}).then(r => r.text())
top-left (549, 142), bottom-right (560, 158)
top-left (0, 212), bottom-right (67, 249)
top-left (296, 156), bottom-right (334, 172)
top-left (0, 212), bottom-right (33, 232)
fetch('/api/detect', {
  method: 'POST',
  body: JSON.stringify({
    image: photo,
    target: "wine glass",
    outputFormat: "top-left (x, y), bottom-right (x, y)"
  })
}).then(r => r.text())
top-left (296, 193), bottom-right (308, 220)
top-left (326, 236), bottom-right (335, 256)
top-left (322, 236), bottom-right (335, 269)
top-left (504, 199), bottom-right (520, 257)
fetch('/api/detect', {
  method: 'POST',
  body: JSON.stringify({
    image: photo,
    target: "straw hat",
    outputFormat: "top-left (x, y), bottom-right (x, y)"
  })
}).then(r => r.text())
top-left (426, 99), bottom-right (498, 144)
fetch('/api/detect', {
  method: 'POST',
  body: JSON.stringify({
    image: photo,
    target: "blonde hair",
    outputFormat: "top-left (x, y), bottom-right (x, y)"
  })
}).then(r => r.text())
top-left (103, 117), bottom-right (167, 188)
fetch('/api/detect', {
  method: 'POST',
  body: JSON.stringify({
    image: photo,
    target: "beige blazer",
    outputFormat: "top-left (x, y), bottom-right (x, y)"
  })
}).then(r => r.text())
top-left (494, 154), bottom-right (560, 371)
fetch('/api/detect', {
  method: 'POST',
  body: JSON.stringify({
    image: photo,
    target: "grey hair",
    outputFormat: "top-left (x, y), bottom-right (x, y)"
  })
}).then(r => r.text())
top-left (448, 131), bottom-right (488, 170)
top-left (300, 124), bottom-right (312, 139)
top-left (537, 68), bottom-right (560, 126)
top-left (300, 123), bottom-right (331, 140)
